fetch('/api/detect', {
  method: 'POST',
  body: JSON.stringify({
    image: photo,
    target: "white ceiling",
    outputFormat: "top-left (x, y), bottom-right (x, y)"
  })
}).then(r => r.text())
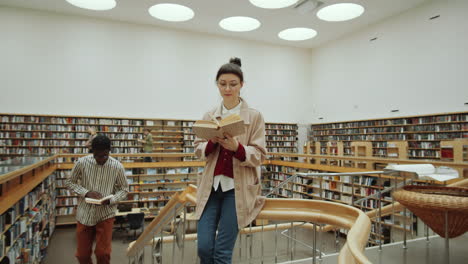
top-left (0, 0), bottom-right (429, 48)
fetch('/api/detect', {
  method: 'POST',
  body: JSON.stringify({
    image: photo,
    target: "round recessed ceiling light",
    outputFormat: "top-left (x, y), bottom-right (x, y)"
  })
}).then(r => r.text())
top-left (278, 27), bottom-right (317, 41)
top-left (148, 3), bottom-right (194, 22)
top-left (65, 0), bottom-right (116, 11)
top-left (249, 0), bottom-right (298, 9)
top-left (317, 3), bottom-right (365, 22)
top-left (219, 16), bottom-right (261, 32)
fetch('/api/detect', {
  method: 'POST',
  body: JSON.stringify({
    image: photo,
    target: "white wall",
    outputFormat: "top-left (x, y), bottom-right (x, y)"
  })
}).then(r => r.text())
top-left (308, 0), bottom-right (468, 123)
top-left (0, 7), bottom-right (311, 123)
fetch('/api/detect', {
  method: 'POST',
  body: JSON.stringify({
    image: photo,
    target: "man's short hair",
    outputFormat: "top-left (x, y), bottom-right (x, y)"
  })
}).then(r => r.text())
top-left (92, 134), bottom-right (111, 151)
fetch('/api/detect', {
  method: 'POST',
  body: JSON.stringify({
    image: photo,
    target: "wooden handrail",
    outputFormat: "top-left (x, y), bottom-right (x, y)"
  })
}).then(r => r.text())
top-left (56, 153), bottom-right (196, 158)
top-left (0, 163), bottom-right (57, 214)
top-left (268, 152), bottom-right (468, 169)
top-left (0, 156), bottom-right (56, 185)
top-left (126, 185), bottom-right (372, 264)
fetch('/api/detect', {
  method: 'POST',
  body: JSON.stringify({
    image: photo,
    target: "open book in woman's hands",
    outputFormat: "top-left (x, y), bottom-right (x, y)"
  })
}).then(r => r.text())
top-left (85, 195), bottom-right (113, 205)
top-left (192, 114), bottom-right (245, 140)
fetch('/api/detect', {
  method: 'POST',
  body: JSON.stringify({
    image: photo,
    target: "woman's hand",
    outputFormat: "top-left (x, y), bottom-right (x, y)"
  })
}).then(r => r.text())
top-left (218, 133), bottom-right (239, 152)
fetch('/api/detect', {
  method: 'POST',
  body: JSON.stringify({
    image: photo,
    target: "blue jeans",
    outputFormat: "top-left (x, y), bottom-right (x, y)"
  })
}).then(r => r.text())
top-left (198, 188), bottom-right (239, 264)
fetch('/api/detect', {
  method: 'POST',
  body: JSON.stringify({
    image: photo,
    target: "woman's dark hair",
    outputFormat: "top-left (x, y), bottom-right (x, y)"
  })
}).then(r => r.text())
top-left (91, 134), bottom-right (111, 151)
top-left (216, 57), bottom-right (244, 82)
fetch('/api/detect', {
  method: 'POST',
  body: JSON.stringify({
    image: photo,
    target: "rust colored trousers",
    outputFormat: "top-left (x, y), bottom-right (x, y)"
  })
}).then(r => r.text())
top-left (75, 218), bottom-right (114, 264)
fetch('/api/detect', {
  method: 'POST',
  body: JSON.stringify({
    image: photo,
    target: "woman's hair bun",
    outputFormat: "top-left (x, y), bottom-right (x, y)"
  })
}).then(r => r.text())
top-left (229, 57), bottom-right (242, 67)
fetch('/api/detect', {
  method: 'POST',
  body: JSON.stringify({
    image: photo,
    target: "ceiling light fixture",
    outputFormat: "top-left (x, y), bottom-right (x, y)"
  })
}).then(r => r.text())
top-left (278, 27), bottom-right (317, 41)
top-left (219, 16), bottom-right (261, 32)
top-left (317, 3), bottom-right (364, 22)
top-left (65, 0), bottom-right (116, 11)
top-left (148, 3), bottom-right (194, 22)
top-left (249, 0), bottom-right (299, 9)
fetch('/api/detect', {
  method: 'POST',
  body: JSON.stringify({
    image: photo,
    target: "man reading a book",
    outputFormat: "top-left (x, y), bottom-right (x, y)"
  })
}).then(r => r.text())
top-left (66, 135), bottom-right (128, 264)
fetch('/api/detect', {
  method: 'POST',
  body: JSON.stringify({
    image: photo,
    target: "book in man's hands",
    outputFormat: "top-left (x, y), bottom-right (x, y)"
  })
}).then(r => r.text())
top-left (85, 195), bottom-right (113, 205)
top-left (192, 114), bottom-right (245, 140)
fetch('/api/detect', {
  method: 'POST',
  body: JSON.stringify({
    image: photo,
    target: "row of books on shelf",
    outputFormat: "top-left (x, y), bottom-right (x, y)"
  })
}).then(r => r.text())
top-left (181, 121), bottom-right (195, 127)
top-left (315, 132), bottom-right (468, 142)
top-left (265, 136), bottom-right (297, 141)
top-left (313, 123), bottom-right (467, 135)
top-left (267, 147), bottom-right (298, 152)
top-left (266, 130), bottom-right (297, 136)
top-left (266, 142), bottom-right (297, 147)
top-left (312, 114), bottom-right (468, 129)
top-left (183, 147), bottom-right (195, 153)
top-left (408, 150), bottom-right (440, 158)
top-left (0, 124), bottom-right (142, 133)
top-left (56, 189), bottom-right (74, 196)
top-left (1, 211), bottom-right (55, 262)
top-left (0, 116), bottom-right (145, 126)
top-left (126, 194), bottom-right (172, 202)
top-left (56, 207), bottom-right (77, 215)
top-left (0, 132), bottom-right (143, 140)
top-left (184, 135), bottom-right (196, 140)
top-left (265, 124), bottom-right (298, 130)
top-left (0, 147), bottom-right (146, 155)
top-left (408, 141), bottom-right (440, 148)
top-left (1, 140), bottom-right (87, 147)
top-left (56, 198), bottom-right (78, 206)
top-left (0, 174), bottom-right (56, 262)
top-left (0, 178), bottom-right (55, 233)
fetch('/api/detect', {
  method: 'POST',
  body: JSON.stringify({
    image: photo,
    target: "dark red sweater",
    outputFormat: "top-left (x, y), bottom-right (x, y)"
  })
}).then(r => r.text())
top-left (205, 140), bottom-right (246, 178)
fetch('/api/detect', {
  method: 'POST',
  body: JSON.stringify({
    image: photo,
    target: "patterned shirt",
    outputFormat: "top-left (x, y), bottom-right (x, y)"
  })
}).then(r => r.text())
top-left (66, 155), bottom-right (129, 226)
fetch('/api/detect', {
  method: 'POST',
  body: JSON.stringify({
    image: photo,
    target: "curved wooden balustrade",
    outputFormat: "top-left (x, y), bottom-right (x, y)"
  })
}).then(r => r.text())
top-left (126, 184), bottom-right (372, 264)
top-left (318, 178), bottom-right (468, 234)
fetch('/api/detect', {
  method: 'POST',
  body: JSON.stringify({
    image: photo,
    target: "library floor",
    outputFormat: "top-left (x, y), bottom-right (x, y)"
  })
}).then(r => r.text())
top-left (43, 223), bottom-right (345, 264)
top-left (42, 224), bottom-right (467, 264)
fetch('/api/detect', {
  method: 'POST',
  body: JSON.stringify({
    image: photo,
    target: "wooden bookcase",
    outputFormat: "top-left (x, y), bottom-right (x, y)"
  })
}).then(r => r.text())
top-left (54, 155), bottom-right (203, 225)
top-left (310, 111), bottom-right (468, 161)
top-left (0, 158), bottom-right (56, 263)
top-left (265, 123), bottom-right (298, 153)
top-left (0, 113), bottom-right (298, 161)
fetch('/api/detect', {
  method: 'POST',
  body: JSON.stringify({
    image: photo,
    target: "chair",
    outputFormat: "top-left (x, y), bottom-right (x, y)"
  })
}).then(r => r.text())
top-left (114, 215), bottom-right (127, 232)
top-left (127, 212), bottom-right (145, 240)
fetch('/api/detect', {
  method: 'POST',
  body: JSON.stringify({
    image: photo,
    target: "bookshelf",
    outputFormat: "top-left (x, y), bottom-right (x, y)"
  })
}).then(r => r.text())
top-left (54, 156), bottom-right (203, 225)
top-left (310, 111), bottom-right (468, 161)
top-left (0, 113), bottom-right (298, 161)
top-left (0, 114), bottom-right (145, 157)
top-left (265, 123), bottom-right (298, 153)
top-left (144, 119), bottom-right (185, 154)
top-left (0, 157), bottom-right (56, 263)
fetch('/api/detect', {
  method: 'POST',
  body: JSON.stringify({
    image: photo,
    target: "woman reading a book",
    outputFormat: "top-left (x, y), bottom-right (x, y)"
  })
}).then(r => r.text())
top-left (194, 57), bottom-right (267, 264)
